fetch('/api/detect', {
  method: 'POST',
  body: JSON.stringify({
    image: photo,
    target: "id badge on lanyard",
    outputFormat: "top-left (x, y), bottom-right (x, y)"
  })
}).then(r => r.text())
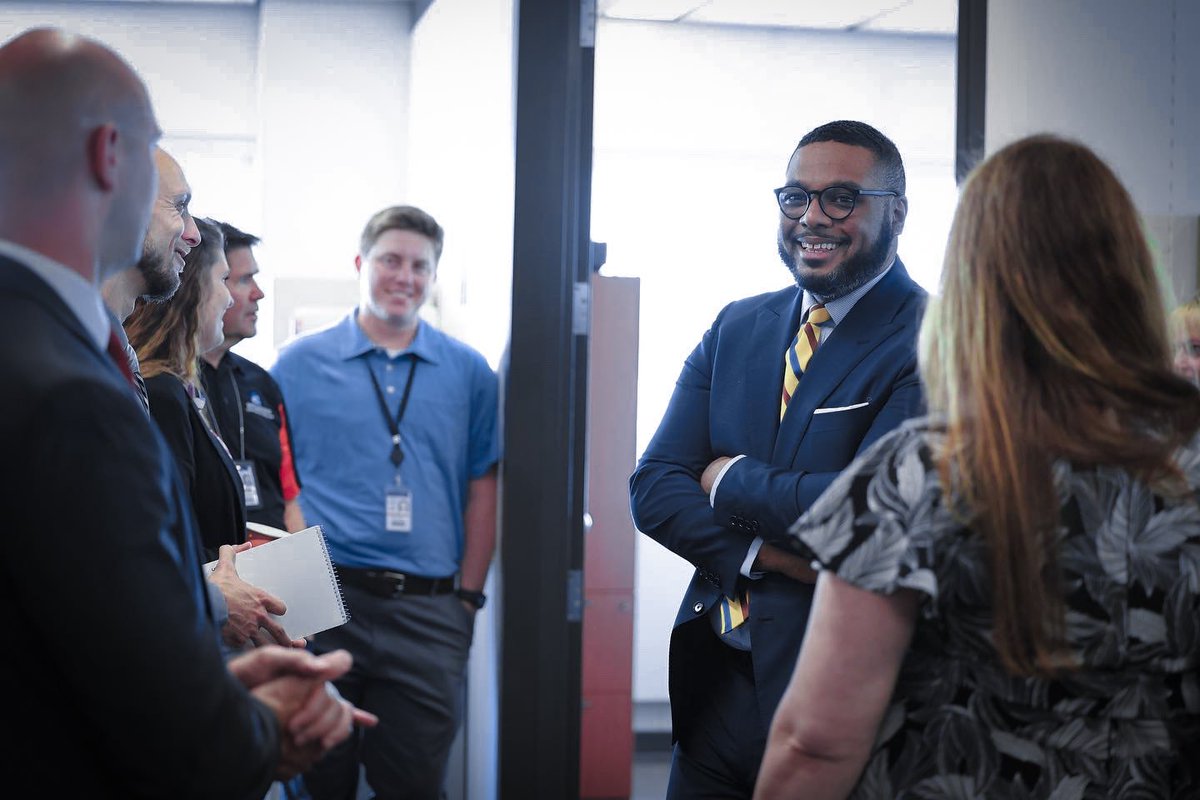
top-left (368, 355), bottom-right (420, 535)
top-left (225, 373), bottom-right (261, 510)
top-left (234, 459), bottom-right (262, 509)
top-left (385, 474), bottom-right (414, 533)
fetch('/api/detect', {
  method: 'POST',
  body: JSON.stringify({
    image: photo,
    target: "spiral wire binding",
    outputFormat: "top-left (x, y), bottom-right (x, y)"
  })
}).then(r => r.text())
top-left (313, 524), bottom-right (351, 624)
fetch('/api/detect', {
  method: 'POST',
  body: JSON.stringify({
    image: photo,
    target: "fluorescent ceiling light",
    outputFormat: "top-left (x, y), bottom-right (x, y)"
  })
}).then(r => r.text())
top-left (66, 0), bottom-right (257, 4)
top-left (600, 0), bottom-right (953, 34)
top-left (861, 0), bottom-right (956, 34)
top-left (601, 0), bottom-right (709, 23)
top-left (687, 0), bottom-right (902, 30)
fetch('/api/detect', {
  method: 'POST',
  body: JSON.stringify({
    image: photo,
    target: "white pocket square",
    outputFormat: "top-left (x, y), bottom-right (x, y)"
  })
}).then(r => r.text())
top-left (812, 401), bottom-right (870, 415)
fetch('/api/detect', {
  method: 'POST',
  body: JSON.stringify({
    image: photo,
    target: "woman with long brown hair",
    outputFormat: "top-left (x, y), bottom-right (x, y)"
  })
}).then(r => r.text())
top-left (755, 136), bottom-right (1200, 798)
top-left (126, 217), bottom-right (244, 560)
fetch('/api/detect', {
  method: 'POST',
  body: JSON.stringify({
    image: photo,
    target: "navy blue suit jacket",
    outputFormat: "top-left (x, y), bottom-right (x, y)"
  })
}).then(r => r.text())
top-left (630, 259), bottom-right (927, 741)
top-left (0, 256), bottom-right (279, 798)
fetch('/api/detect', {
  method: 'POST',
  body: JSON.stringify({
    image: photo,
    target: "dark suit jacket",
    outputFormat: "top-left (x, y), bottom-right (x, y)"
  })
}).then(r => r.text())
top-left (0, 255), bottom-right (278, 798)
top-left (145, 372), bottom-right (248, 562)
top-left (630, 260), bottom-right (927, 741)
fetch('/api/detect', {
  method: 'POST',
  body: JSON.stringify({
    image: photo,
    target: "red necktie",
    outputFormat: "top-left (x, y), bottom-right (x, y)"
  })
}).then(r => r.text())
top-left (106, 330), bottom-right (137, 389)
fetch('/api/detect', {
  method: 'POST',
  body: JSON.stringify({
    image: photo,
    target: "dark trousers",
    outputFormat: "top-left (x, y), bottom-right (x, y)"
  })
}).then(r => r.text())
top-left (302, 582), bottom-right (475, 800)
top-left (666, 644), bottom-right (768, 799)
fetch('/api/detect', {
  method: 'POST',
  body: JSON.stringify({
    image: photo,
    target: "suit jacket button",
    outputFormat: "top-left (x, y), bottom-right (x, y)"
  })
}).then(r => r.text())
top-left (693, 602), bottom-right (704, 614)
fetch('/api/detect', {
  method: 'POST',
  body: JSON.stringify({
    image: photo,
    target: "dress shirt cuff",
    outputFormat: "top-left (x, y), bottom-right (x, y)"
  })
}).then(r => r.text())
top-left (708, 454), bottom-right (747, 507)
top-left (740, 537), bottom-right (766, 580)
top-left (207, 580), bottom-right (229, 628)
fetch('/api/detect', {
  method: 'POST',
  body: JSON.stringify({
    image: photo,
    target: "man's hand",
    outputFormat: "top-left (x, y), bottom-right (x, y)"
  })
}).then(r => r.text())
top-left (238, 648), bottom-right (379, 779)
top-left (252, 673), bottom-right (328, 778)
top-left (290, 677), bottom-right (379, 750)
top-left (228, 645), bottom-right (340, 689)
top-left (229, 647), bottom-right (378, 738)
top-left (208, 543), bottom-right (301, 648)
top-left (270, 684), bottom-right (378, 779)
top-left (700, 456), bottom-right (732, 495)
top-left (753, 542), bottom-right (818, 584)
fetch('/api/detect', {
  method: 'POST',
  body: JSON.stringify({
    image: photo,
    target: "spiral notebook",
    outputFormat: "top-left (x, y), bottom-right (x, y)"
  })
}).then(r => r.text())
top-left (205, 524), bottom-right (349, 640)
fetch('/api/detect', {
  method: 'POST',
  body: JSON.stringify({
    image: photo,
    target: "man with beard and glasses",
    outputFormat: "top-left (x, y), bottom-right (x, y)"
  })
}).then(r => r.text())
top-left (630, 120), bottom-right (927, 798)
top-left (102, 145), bottom-right (200, 411)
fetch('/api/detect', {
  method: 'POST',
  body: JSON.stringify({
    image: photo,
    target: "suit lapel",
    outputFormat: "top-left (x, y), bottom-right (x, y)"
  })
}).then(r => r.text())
top-left (0, 254), bottom-right (109, 368)
top-left (740, 289), bottom-right (803, 460)
top-left (771, 260), bottom-right (916, 465)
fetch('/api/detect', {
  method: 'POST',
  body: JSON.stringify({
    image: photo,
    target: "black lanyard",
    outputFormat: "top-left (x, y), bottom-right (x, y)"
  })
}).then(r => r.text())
top-left (228, 369), bottom-right (246, 460)
top-left (366, 356), bottom-right (419, 468)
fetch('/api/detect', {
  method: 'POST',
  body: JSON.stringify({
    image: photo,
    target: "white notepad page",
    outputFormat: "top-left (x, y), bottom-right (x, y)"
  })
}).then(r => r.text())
top-left (206, 524), bottom-right (349, 640)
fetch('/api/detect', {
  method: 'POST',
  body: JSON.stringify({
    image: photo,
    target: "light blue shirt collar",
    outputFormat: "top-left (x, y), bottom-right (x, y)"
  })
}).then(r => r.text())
top-left (802, 256), bottom-right (896, 329)
top-left (0, 238), bottom-right (110, 349)
top-left (338, 308), bottom-right (443, 365)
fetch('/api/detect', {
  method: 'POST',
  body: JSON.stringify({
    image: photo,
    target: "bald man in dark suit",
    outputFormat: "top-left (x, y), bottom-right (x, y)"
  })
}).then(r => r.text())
top-left (0, 28), bottom-right (372, 796)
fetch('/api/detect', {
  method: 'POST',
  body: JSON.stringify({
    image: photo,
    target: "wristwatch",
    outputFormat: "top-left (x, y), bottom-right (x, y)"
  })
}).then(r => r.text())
top-left (456, 588), bottom-right (486, 610)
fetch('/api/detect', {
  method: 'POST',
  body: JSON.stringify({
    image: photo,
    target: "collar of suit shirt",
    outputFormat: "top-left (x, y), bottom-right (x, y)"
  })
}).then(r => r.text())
top-left (801, 256), bottom-right (896, 329)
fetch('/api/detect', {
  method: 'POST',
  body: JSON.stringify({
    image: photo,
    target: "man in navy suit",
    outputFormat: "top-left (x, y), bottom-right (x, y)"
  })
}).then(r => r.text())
top-left (630, 120), bottom-right (927, 798)
top-left (0, 27), bottom-right (372, 795)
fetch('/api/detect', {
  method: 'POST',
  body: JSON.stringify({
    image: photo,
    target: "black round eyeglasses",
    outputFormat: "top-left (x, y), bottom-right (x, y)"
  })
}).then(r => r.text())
top-left (773, 185), bottom-right (900, 221)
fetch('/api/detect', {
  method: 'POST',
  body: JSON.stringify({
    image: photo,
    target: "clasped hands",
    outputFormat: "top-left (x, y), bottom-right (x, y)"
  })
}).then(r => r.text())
top-left (229, 646), bottom-right (379, 779)
top-left (700, 455), bottom-right (817, 585)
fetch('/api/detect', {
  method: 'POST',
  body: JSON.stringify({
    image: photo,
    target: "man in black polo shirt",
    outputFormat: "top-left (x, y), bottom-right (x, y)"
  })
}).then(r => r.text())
top-left (201, 221), bottom-right (305, 532)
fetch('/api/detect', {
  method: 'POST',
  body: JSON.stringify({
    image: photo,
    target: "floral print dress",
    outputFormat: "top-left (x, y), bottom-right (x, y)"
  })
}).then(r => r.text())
top-left (787, 418), bottom-right (1200, 799)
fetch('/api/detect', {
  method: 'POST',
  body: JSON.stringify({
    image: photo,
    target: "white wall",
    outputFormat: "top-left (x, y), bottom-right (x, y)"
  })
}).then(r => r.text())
top-left (986, 0), bottom-right (1200, 302)
top-left (407, 3), bottom-right (514, 798)
top-left (0, 1), bottom-right (416, 368)
top-left (258, 0), bottom-right (411, 279)
top-left (407, 0), bottom-right (514, 368)
top-left (0, 2), bottom-right (259, 136)
top-left (0, 2), bottom-right (264, 236)
top-left (256, 0), bottom-right (413, 365)
top-left (591, 18), bottom-right (958, 706)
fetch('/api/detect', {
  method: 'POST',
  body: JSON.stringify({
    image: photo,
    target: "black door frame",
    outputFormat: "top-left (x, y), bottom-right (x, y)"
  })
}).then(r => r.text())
top-left (957, 0), bottom-right (988, 183)
top-left (499, 0), bottom-right (595, 797)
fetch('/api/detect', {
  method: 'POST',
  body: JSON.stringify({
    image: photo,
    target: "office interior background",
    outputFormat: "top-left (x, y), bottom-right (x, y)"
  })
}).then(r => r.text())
top-left (2, 0), bottom-right (1195, 797)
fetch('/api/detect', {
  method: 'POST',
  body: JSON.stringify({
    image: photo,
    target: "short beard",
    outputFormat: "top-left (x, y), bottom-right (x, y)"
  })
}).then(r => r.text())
top-left (137, 243), bottom-right (181, 303)
top-left (778, 217), bottom-right (895, 301)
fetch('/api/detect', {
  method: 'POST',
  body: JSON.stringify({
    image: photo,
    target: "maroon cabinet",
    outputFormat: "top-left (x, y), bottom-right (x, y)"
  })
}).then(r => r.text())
top-left (580, 275), bottom-right (640, 799)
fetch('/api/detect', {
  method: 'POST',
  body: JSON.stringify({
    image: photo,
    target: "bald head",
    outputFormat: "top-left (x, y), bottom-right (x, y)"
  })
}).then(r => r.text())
top-left (0, 28), bottom-right (161, 279)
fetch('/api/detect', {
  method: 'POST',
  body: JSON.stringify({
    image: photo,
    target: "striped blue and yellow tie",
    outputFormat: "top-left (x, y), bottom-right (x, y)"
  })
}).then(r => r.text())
top-left (780, 304), bottom-right (830, 419)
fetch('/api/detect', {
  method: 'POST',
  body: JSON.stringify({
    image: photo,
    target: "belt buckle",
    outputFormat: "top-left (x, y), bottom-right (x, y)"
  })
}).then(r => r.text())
top-left (383, 570), bottom-right (406, 595)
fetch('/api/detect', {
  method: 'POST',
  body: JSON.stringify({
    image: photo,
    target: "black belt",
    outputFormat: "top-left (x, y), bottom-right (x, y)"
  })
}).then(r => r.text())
top-left (336, 565), bottom-right (456, 598)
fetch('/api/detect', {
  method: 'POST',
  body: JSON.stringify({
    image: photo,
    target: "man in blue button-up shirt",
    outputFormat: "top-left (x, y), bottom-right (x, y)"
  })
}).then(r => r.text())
top-left (272, 205), bottom-right (500, 800)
